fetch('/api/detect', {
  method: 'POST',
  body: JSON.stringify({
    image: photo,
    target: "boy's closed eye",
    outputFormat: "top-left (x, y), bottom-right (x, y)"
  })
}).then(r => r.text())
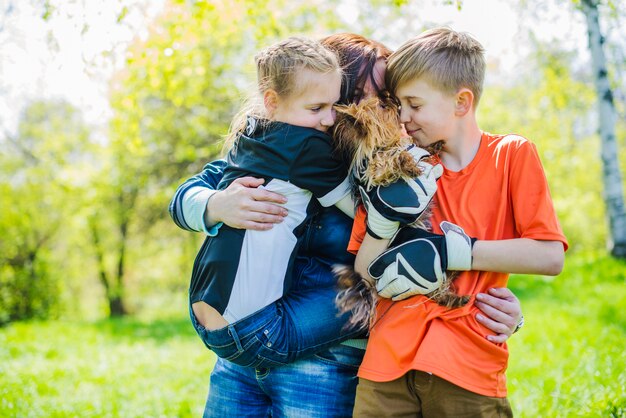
top-left (406, 100), bottom-right (422, 109)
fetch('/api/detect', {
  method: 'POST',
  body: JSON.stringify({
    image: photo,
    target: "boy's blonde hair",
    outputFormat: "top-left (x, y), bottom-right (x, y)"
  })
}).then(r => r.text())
top-left (386, 27), bottom-right (486, 106)
top-left (225, 37), bottom-right (340, 149)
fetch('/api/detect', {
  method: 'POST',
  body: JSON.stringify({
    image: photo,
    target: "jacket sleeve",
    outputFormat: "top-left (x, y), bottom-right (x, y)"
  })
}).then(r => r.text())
top-left (168, 159), bottom-right (228, 235)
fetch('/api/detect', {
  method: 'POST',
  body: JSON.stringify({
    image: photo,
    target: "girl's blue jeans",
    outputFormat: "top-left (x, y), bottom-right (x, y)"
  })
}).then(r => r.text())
top-left (189, 205), bottom-right (364, 369)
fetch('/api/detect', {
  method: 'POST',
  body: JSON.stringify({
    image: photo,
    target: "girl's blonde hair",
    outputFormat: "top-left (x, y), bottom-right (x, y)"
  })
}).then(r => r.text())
top-left (224, 37), bottom-right (341, 149)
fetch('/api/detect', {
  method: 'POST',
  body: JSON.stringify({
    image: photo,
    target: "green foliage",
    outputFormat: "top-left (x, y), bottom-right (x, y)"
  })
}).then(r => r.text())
top-left (110, 0), bottom-right (344, 185)
top-left (0, 100), bottom-right (92, 324)
top-left (479, 46), bottom-right (611, 252)
top-left (3, 0), bottom-right (623, 323)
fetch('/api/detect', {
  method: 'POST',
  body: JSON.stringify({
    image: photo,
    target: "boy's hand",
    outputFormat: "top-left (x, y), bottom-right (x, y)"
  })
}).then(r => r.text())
top-left (369, 222), bottom-right (475, 300)
top-left (360, 151), bottom-right (443, 240)
top-left (439, 221), bottom-right (475, 271)
top-left (369, 235), bottom-right (445, 300)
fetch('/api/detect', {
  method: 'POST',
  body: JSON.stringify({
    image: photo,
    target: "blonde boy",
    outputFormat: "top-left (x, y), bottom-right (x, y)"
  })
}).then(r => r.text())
top-left (349, 28), bottom-right (568, 416)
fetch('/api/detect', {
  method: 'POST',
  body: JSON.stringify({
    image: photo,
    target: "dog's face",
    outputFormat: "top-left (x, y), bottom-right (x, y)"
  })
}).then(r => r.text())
top-left (332, 97), bottom-right (405, 157)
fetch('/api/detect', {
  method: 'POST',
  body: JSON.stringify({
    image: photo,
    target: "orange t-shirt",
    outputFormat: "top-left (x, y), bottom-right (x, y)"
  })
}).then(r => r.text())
top-left (349, 133), bottom-right (568, 397)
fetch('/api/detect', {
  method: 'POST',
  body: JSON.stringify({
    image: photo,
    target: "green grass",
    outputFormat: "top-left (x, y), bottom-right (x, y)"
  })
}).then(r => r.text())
top-left (1, 251), bottom-right (625, 417)
top-left (0, 317), bottom-right (215, 417)
top-left (507, 252), bottom-right (626, 417)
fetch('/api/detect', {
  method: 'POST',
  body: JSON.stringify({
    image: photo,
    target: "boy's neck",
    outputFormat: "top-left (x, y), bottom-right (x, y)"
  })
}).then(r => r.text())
top-left (439, 117), bottom-right (482, 172)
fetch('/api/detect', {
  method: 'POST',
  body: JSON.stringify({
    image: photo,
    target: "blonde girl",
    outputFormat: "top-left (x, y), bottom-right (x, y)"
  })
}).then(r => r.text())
top-left (188, 37), bottom-right (357, 368)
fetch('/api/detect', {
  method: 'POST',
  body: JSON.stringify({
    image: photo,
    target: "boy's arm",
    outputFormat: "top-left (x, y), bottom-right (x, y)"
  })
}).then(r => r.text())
top-left (348, 218), bottom-right (524, 340)
top-left (471, 238), bottom-right (564, 275)
top-left (469, 139), bottom-right (566, 276)
top-left (333, 194), bottom-right (356, 219)
top-left (355, 233), bottom-right (390, 279)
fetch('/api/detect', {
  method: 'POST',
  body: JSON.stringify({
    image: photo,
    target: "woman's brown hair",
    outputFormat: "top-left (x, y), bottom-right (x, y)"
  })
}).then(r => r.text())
top-left (321, 33), bottom-right (392, 105)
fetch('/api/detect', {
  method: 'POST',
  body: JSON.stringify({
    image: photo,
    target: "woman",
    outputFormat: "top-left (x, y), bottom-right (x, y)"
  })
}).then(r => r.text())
top-left (170, 33), bottom-right (523, 417)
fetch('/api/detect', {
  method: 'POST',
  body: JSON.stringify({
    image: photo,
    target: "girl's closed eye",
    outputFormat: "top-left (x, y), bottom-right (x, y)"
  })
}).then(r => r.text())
top-left (309, 104), bottom-right (327, 113)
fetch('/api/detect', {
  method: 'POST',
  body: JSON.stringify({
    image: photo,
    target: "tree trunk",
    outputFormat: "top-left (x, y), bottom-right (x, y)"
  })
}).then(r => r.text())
top-left (111, 217), bottom-right (130, 317)
top-left (109, 296), bottom-right (127, 317)
top-left (581, 0), bottom-right (626, 258)
top-left (89, 215), bottom-right (128, 317)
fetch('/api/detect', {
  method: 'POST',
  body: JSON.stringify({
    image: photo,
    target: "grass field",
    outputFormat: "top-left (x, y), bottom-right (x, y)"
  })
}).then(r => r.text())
top-left (2, 252), bottom-right (625, 417)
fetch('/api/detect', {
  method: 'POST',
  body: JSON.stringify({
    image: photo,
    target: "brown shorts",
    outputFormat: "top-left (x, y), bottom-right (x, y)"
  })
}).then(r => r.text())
top-left (353, 371), bottom-right (513, 417)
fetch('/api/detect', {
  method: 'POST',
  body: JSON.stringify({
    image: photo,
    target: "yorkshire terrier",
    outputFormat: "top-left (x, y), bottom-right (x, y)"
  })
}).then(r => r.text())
top-left (332, 97), bottom-right (469, 331)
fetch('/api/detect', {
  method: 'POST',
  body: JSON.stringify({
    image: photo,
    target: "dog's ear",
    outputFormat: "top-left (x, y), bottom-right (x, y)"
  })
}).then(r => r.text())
top-left (333, 104), bottom-right (368, 155)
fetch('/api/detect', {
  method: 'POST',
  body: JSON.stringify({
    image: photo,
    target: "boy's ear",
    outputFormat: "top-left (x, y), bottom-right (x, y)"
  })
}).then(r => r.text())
top-left (263, 89), bottom-right (280, 114)
top-left (455, 88), bottom-right (474, 116)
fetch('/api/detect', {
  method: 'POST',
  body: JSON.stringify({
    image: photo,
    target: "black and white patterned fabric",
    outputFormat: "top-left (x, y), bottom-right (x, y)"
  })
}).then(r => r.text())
top-left (189, 118), bottom-right (350, 323)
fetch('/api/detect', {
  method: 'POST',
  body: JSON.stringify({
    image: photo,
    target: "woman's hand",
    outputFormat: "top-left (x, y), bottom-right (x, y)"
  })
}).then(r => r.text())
top-left (474, 287), bottom-right (523, 343)
top-left (206, 177), bottom-right (288, 230)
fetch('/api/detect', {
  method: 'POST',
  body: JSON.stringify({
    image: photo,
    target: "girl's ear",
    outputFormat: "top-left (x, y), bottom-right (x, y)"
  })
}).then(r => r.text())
top-left (264, 89), bottom-right (280, 115)
top-left (455, 88), bottom-right (474, 116)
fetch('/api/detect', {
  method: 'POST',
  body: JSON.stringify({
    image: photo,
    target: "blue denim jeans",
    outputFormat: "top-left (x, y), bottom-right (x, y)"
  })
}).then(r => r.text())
top-left (190, 205), bottom-right (364, 369)
top-left (201, 207), bottom-right (366, 416)
top-left (204, 345), bottom-right (364, 417)
top-left (190, 257), bottom-right (364, 368)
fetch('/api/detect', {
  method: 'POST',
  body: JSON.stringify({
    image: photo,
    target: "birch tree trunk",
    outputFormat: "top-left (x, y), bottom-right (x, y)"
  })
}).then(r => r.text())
top-left (581, 0), bottom-right (626, 258)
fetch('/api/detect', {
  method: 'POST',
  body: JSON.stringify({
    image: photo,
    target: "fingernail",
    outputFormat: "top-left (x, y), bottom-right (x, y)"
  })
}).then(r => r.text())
top-left (476, 293), bottom-right (484, 300)
top-left (476, 314), bottom-right (484, 320)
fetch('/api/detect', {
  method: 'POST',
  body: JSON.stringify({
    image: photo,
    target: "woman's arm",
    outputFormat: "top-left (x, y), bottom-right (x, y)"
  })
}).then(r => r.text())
top-left (207, 177), bottom-right (288, 230)
top-left (169, 160), bottom-right (287, 233)
top-left (169, 160), bottom-right (228, 233)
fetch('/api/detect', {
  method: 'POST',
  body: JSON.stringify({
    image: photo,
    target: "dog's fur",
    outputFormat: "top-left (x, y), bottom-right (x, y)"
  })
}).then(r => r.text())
top-left (332, 97), bottom-right (469, 331)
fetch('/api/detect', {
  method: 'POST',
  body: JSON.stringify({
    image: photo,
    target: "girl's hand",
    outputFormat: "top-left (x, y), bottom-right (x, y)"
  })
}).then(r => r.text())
top-left (206, 177), bottom-right (288, 230)
top-left (474, 287), bottom-right (523, 343)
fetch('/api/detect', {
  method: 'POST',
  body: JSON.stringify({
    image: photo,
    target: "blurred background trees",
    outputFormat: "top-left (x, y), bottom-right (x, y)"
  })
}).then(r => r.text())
top-left (0, 0), bottom-right (624, 322)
